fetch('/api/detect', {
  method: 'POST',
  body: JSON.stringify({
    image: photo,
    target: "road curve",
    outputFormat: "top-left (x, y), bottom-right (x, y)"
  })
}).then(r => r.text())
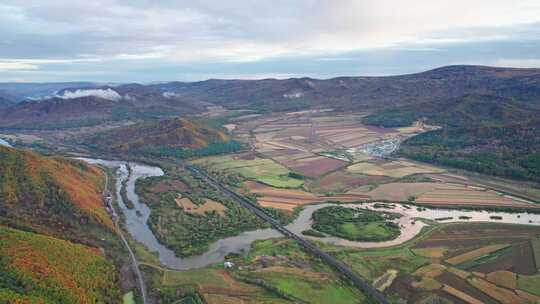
top-left (186, 165), bottom-right (389, 304)
top-left (101, 168), bottom-right (148, 304)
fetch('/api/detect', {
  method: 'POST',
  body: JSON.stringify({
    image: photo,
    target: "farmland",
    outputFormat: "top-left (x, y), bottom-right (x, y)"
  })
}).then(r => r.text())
top-left (243, 180), bottom-right (368, 212)
top-left (140, 238), bottom-right (366, 303)
top-left (226, 110), bottom-right (537, 213)
top-left (191, 153), bottom-right (304, 188)
top-left (318, 222), bottom-right (540, 303)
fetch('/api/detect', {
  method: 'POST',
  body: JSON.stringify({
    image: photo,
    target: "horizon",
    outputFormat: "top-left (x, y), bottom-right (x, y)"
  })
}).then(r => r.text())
top-left (1, 64), bottom-right (539, 85)
top-left (1, 1), bottom-right (539, 82)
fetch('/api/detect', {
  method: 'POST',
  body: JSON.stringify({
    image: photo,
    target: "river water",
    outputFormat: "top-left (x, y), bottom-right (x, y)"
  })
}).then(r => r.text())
top-left (79, 158), bottom-right (540, 270)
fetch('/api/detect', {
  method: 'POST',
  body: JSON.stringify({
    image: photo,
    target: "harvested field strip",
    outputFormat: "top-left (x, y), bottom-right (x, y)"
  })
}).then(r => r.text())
top-left (258, 202), bottom-right (298, 211)
top-left (437, 272), bottom-right (497, 304)
top-left (411, 277), bottom-right (442, 291)
top-left (447, 267), bottom-right (471, 280)
top-left (411, 247), bottom-right (448, 258)
top-left (511, 242), bottom-right (537, 275)
top-left (258, 197), bottom-right (319, 204)
top-left (531, 236), bottom-right (540, 269)
top-left (468, 277), bottom-right (523, 304)
top-left (413, 263), bottom-right (446, 278)
top-left (442, 285), bottom-right (483, 304)
top-left (446, 244), bottom-right (509, 265)
top-left (486, 271), bottom-right (516, 289)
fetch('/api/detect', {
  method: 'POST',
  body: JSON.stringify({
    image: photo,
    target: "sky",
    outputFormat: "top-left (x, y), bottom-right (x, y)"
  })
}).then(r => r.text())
top-left (1, 0), bottom-right (540, 82)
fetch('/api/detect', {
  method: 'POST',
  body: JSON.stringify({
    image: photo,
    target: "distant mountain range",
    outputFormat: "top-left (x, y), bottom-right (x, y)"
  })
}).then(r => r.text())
top-left (0, 65), bottom-right (539, 129)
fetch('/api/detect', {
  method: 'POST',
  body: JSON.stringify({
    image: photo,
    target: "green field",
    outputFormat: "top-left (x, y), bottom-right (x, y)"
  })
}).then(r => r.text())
top-left (517, 273), bottom-right (540, 297)
top-left (191, 154), bottom-right (304, 188)
top-left (122, 292), bottom-right (135, 304)
top-left (247, 271), bottom-right (361, 304)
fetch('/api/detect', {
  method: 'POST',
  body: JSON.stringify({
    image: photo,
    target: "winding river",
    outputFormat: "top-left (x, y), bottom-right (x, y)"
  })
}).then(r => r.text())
top-left (79, 158), bottom-right (540, 270)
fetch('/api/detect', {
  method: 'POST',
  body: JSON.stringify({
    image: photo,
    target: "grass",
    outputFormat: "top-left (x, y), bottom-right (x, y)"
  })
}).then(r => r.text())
top-left (346, 222), bottom-right (397, 240)
top-left (247, 271), bottom-right (362, 304)
top-left (123, 291), bottom-right (135, 304)
top-left (532, 236), bottom-right (540, 270)
top-left (332, 244), bottom-right (428, 281)
top-left (163, 268), bottom-right (228, 287)
top-left (517, 273), bottom-right (540, 297)
top-left (192, 155), bottom-right (303, 188)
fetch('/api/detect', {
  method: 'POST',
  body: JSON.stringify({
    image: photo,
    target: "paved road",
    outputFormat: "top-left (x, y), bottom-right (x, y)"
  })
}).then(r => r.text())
top-left (186, 165), bottom-right (389, 304)
top-left (102, 168), bottom-right (148, 304)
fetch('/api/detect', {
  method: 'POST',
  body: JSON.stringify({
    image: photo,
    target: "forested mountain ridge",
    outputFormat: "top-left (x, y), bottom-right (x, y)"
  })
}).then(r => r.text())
top-left (0, 146), bottom-right (113, 239)
top-left (1, 65), bottom-right (538, 128)
top-left (82, 116), bottom-right (241, 158)
top-left (362, 94), bottom-right (540, 182)
top-left (0, 146), bottom-right (121, 303)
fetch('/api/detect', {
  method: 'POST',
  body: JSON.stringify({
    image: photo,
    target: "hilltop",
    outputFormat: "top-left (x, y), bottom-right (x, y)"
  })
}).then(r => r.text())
top-left (82, 116), bottom-right (241, 158)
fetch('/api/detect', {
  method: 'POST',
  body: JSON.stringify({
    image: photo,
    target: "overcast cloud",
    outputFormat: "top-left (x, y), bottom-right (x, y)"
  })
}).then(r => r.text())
top-left (1, 0), bottom-right (539, 82)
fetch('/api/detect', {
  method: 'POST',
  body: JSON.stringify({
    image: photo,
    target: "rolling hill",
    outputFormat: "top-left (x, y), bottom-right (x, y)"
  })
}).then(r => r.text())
top-left (0, 145), bottom-right (113, 240)
top-left (362, 94), bottom-right (540, 182)
top-left (1, 65), bottom-right (538, 128)
top-left (82, 116), bottom-right (241, 158)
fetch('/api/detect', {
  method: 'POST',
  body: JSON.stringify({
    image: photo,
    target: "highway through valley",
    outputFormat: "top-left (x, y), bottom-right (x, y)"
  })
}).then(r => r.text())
top-left (186, 165), bottom-right (389, 304)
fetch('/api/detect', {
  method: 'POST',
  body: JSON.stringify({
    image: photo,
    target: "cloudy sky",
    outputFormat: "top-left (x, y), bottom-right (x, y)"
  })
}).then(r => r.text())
top-left (1, 0), bottom-right (540, 82)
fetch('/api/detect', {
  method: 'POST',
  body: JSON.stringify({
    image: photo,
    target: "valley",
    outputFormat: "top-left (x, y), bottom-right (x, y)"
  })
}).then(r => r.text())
top-left (1, 65), bottom-right (540, 304)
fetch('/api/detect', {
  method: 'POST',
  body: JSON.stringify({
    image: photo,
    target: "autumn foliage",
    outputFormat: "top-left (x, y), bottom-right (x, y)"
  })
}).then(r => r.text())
top-left (0, 226), bottom-right (119, 303)
top-left (0, 146), bottom-right (113, 234)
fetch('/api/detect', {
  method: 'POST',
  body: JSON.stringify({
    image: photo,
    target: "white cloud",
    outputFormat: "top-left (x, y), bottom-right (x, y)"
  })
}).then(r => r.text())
top-left (57, 88), bottom-right (122, 101)
top-left (162, 92), bottom-right (180, 98)
top-left (0, 61), bottom-right (39, 70)
top-left (1, 1), bottom-right (540, 81)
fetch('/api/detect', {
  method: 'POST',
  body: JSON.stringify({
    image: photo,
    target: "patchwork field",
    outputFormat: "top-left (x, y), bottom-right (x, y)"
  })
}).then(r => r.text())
top-left (244, 181), bottom-right (369, 212)
top-left (232, 111), bottom-right (424, 180)
top-left (326, 223), bottom-right (540, 303)
top-left (414, 183), bottom-right (539, 209)
top-left (143, 238), bottom-right (364, 303)
top-left (191, 153), bottom-right (304, 188)
top-left (347, 160), bottom-right (445, 178)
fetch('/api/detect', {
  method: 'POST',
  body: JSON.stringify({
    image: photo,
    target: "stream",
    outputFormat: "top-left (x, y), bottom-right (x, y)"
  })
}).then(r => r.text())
top-left (79, 158), bottom-right (540, 270)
